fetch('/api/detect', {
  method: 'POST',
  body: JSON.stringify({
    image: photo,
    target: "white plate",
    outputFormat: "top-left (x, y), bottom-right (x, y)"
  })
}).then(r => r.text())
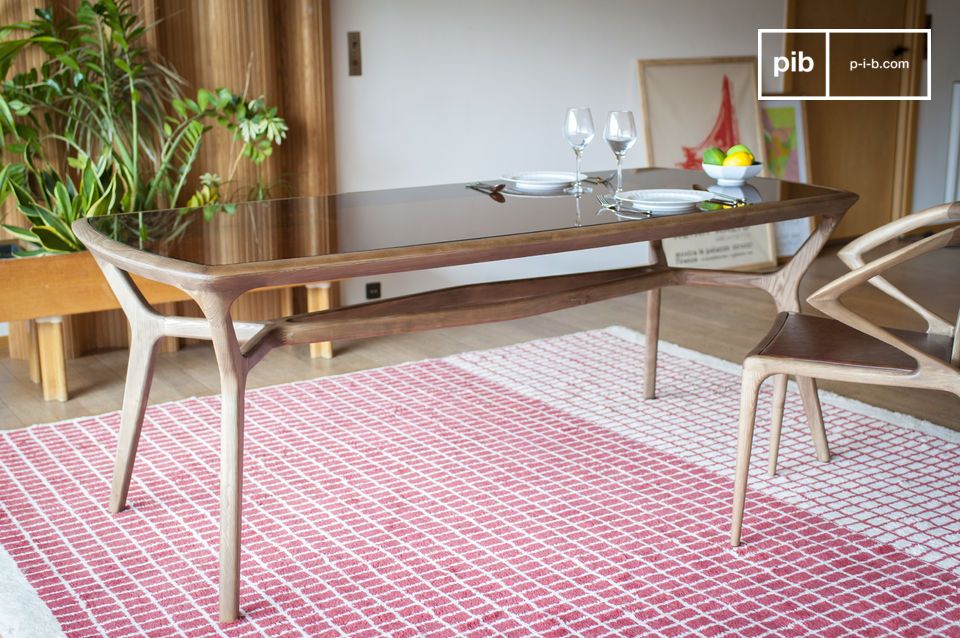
top-left (614, 189), bottom-right (711, 214)
top-left (502, 171), bottom-right (584, 192)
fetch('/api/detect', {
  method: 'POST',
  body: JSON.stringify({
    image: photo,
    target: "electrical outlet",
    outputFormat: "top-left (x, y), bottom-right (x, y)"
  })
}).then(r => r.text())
top-left (365, 282), bottom-right (381, 299)
top-left (348, 31), bottom-right (362, 76)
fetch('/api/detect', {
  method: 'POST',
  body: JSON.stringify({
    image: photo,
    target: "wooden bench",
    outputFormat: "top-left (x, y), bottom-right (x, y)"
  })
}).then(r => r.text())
top-left (0, 252), bottom-right (334, 401)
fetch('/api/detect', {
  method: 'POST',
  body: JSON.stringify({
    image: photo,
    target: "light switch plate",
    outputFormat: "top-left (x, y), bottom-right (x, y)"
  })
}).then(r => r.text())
top-left (348, 31), bottom-right (361, 76)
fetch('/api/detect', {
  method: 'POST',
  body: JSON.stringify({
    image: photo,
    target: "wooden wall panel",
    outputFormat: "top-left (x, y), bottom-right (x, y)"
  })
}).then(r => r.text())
top-left (151, 0), bottom-right (282, 327)
top-left (276, 0), bottom-right (337, 199)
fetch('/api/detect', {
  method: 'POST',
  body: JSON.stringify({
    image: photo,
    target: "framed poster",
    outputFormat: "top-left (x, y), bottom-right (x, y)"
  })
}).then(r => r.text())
top-left (761, 99), bottom-right (816, 257)
top-left (638, 56), bottom-right (776, 270)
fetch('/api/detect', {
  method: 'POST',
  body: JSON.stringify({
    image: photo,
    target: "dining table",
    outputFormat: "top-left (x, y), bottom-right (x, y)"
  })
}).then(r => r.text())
top-left (73, 167), bottom-right (857, 622)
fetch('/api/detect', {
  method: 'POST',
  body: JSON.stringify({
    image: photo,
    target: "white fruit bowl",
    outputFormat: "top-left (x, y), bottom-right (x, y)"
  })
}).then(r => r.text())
top-left (701, 161), bottom-right (762, 186)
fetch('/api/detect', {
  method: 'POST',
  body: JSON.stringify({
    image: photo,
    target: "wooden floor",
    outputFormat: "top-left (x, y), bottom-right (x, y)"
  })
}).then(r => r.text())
top-left (1, 244), bottom-right (957, 432)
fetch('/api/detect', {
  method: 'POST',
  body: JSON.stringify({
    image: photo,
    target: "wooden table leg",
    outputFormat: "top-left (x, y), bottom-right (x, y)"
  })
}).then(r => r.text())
top-left (94, 262), bottom-right (168, 512)
top-left (196, 292), bottom-right (249, 624)
top-left (306, 283), bottom-right (335, 359)
top-left (644, 240), bottom-right (667, 400)
top-left (36, 316), bottom-right (67, 402)
top-left (110, 331), bottom-right (161, 513)
top-left (92, 258), bottom-right (264, 623)
top-left (644, 288), bottom-right (661, 400)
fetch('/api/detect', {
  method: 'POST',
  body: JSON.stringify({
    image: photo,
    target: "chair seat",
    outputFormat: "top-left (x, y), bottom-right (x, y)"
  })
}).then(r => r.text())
top-left (752, 312), bottom-right (954, 372)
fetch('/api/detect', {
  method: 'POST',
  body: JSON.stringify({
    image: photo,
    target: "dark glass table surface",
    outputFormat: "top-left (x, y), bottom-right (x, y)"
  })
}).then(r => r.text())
top-left (87, 168), bottom-right (835, 267)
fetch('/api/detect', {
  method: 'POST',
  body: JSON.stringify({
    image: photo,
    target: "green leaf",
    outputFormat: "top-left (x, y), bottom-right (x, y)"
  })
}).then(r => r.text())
top-left (0, 223), bottom-right (41, 246)
top-left (13, 203), bottom-right (47, 227)
top-left (53, 181), bottom-right (72, 216)
top-left (197, 88), bottom-right (212, 111)
top-left (113, 57), bottom-right (132, 74)
top-left (85, 180), bottom-right (115, 217)
top-left (35, 203), bottom-right (77, 243)
top-left (12, 248), bottom-right (48, 258)
top-left (0, 96), bottom-right (16, 129)
top-left (31, 226), bottom-right (75, 252)
top-left (7, 99), bottom-right (30, 116)
top-left (56, 54), bottom-right (81, 73)
top-left (67, 155), bottom-right (88, 170)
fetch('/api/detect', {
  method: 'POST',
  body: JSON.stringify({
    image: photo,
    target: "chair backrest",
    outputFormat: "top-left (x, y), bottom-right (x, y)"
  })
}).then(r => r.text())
top-left (837, 202), bottom-right (960, 338)
top-left (807, 202), bottom-right (960, 395)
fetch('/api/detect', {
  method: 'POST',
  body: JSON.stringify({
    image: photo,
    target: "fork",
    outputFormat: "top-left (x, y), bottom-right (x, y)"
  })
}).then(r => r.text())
top-left (595, 194), bottom-right (651, 218)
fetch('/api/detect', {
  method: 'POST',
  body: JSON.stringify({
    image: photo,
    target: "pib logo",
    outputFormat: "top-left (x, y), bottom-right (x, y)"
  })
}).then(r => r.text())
top-left (772, 51), bottom-right (815, 78)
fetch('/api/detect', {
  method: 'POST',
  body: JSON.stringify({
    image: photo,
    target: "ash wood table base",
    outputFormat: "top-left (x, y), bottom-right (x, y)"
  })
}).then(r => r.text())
top-left (89, 211), bottom-right (843, 623)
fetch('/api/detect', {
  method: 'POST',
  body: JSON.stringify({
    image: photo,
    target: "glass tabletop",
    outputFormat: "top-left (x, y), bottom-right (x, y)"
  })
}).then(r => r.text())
top-left (86, 168), bottom-right (836, 267)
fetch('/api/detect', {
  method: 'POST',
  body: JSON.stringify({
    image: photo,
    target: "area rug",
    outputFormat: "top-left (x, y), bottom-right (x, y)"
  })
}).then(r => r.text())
top-left (0, 327), bottom-right (958, 637)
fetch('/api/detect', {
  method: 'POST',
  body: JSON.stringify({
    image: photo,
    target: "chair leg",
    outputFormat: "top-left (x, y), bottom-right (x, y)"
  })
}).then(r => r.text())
top-left (731, 367), bottom-right (765, 547)
top-left (109, 332), bottom-right (160, 513)
top-left (644, 288), bottom-right (661, 400)
top-left (797, 376), bottom-right (830, 462)
top-left (768, 374), bottom-right (788, 476)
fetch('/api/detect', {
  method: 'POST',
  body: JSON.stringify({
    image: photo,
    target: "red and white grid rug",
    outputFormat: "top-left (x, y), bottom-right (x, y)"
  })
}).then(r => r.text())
top-left (1, 327), bottom-right (958, 637)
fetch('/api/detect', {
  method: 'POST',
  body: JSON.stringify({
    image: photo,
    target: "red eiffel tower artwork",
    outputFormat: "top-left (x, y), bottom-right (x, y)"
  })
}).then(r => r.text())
top-left (676, 74), bottom-right (740, 169)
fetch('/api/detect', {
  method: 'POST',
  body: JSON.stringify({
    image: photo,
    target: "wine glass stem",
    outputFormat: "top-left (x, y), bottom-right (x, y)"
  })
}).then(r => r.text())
top-left (616, 154), bottom-right (624, 193)
top-left (575, 149), bottom-right (583, 191)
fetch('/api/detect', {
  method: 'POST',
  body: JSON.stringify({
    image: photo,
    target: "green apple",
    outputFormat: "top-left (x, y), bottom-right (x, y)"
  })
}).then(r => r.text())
top-left (702, 147), bottom-right (726, 166)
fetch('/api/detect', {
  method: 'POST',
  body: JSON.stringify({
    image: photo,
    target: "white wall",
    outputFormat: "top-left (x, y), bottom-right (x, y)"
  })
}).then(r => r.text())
top-left (329, 0), bottom-right (787, 304)
top-left (913, 0), bottom-right (960, 211)
top-left (331, 0), bottom-right (786, 191)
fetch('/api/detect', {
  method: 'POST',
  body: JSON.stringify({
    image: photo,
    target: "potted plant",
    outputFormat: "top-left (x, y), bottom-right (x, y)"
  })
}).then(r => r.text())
top-left (0, 0), bottom-right (288, 254)
top-left (0, 0), bottom-right (289, 401)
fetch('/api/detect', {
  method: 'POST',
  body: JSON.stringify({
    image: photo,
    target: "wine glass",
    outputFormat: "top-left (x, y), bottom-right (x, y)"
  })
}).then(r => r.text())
top-left (604, 111), bottom-right (637, 193)
top-left (563, 107), bottom-right (594, 194)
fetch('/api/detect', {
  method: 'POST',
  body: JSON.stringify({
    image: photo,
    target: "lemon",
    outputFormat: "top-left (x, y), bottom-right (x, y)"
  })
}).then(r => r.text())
top-left (702, 147), bottom-right (726, 166)
top-left (726, 144), bottom-right (754, 158)
top-left (722, 151), bottom-right (754, 167)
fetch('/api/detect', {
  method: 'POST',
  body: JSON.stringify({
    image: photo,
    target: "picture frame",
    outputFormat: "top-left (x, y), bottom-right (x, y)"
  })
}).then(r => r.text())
top-left (760, 99), bottom-right (816, 257)
top-left (637, 56), bottom-right (776, 270)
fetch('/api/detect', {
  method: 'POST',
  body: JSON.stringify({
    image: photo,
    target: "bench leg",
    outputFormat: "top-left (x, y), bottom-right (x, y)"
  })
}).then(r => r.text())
top-left (25, 320), bottom-right (42, 384)
top-left (307, 283), bottom-right (335, 359)
top-left (36, 317), bottom-right (67, 402)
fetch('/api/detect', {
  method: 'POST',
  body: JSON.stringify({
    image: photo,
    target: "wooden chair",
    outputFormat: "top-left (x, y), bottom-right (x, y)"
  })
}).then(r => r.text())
top-left (730, 202), bottom-right (960, 547)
